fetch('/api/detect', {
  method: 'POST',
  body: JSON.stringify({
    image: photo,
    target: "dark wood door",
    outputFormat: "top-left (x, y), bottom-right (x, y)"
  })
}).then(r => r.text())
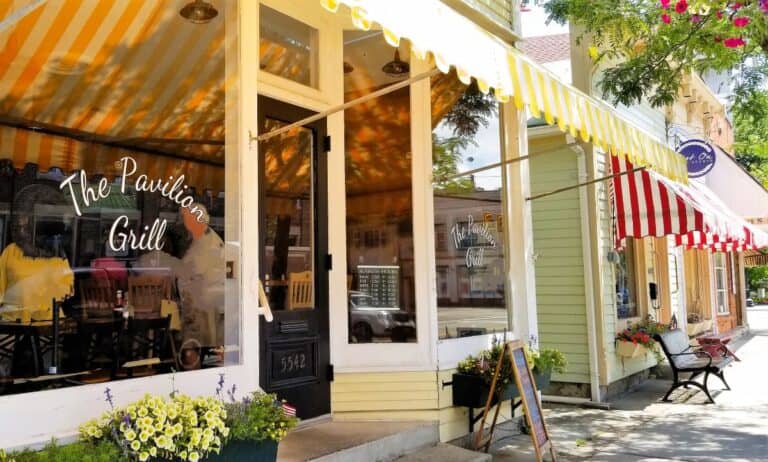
top-left (258, 96), bottom-right (330, 419)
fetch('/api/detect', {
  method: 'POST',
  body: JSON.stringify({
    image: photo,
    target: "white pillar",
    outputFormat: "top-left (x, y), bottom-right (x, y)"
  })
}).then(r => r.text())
top-left (500, 104), bottom-right (539, 347)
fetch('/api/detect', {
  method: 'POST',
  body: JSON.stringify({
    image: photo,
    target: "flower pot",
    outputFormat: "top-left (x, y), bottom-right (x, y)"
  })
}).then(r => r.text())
top-left (451, 371), bottom-right (552, 408)
top-left (204, 440), bottom-right (278, 462)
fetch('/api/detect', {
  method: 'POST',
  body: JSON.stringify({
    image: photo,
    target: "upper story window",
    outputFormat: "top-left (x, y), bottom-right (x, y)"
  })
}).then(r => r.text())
top-left (260, 4), bottom-right (319, 88)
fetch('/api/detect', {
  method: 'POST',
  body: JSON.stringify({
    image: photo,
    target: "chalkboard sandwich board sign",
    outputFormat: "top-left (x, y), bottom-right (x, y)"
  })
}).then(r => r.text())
top-left (472, 340), bottom-right (557, 461)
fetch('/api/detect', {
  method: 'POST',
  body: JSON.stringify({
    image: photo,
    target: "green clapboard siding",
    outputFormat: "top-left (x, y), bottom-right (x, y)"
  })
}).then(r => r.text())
top-left (530, 142), bottom-right (590, 384)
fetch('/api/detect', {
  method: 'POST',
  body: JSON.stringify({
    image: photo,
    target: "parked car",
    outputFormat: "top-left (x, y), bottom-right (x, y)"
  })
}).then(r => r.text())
top-left (348, 291), bottom-right (415, 343)
top-left (746, 298), bottom-right (755, 307)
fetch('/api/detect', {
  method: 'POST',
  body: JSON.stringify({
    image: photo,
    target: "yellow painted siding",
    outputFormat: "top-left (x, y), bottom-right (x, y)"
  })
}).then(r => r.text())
top-left (530, 138), bottom-right (591, 384)
top-left (332, 370), bottom-right (519, 442)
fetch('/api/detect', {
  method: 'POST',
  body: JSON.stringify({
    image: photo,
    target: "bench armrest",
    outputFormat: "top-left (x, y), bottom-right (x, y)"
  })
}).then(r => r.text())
top-left (670, 351), bottom-right (712, 368)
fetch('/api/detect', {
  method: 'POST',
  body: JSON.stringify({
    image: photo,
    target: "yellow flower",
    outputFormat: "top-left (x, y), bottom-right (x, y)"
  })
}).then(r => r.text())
top-left (130, 440), bottom-right (141, 451)
top-left (124, 430), bottom-right (136, 441)
top-left (149, 446), bottom-right (157, 457)
top-left (138, 452), bottom-right (149, 462)
top-left (179, 450), bottom-right (188, 460)
top-left (139, 431), bottom-right (150, 443)
top-left (189, 451), bottom-right (200, 462)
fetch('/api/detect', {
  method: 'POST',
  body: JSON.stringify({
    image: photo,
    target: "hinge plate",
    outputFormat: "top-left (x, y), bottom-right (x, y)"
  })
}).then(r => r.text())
top-left (323, 135), bottom-right (331, 152)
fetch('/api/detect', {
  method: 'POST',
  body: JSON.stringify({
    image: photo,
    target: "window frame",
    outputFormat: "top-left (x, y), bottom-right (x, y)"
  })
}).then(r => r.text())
top-left (714, 252), bottom-right (729, 315)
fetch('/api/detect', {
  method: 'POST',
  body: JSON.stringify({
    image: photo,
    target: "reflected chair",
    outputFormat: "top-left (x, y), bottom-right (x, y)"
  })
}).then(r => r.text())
top-left (118, 315), bottom-right (177, 378)
top-left (79, 277), bottom-right (115, 319)
top-left (75, 318), bottom-right (122, 382)
top-left (287, 271), bottom-right (313, 310)
top-left (127, 275), bottom-right (171, 318)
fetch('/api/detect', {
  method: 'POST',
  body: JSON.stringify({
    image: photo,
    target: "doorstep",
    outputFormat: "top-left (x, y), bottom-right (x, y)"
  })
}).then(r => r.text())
top-left (277, 420), bottom-right (439, 462)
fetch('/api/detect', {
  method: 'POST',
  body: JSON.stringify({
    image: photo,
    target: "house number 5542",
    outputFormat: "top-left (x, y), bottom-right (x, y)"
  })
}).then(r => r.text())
top-left (281, 353), bottom-right (306, 372)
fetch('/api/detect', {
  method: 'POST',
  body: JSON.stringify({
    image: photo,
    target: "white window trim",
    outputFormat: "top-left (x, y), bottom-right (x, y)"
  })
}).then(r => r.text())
top-left (714, 252), bottom-right (729, 315)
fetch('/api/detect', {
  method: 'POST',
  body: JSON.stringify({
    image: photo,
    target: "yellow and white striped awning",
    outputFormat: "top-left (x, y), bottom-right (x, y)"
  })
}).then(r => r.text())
top-left (321, 0), bottom-right (689, 183)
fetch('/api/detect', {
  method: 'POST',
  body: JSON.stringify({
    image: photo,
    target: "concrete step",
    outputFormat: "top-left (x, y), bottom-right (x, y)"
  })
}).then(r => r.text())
top-left (278, 420), bottom-right (439, 462)
top-left (393, 443), bottom-right (492, 462)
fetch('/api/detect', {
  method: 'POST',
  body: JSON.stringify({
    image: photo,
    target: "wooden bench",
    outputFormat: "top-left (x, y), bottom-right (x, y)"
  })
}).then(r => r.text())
top-left (654, 329), bottom-right (733, 404)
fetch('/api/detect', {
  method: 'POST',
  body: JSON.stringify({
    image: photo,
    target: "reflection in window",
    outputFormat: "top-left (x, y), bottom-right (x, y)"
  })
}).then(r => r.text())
top-left (344, 31), bottom-right (416, 343)
top-left (0, 0), bottom-right (238, 395)
top-left (260, 5), bottom-right (319, 88)
top-left (260, 119), bottom-right (315, 311)
top-left (617, 240), bottom-right (638, 319)
top-left (431, 70), bottom-right (508, 339)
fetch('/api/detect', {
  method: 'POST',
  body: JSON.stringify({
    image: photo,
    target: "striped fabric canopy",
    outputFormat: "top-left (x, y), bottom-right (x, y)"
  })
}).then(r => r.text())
top-left (611, 155), bottom-right (768, 252)
top-left (320, 0), bottom-right (689, 183)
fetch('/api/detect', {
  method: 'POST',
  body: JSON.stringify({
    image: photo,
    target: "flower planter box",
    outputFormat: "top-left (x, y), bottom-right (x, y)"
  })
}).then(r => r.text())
top-left (451, 371), bottom-right (551, 408)
top-left (204, 440), bottom-right (278, 462)
top-left (686, 320), bottom-right (713, 337)
top-left (616, 340), bottom-right (648, 358)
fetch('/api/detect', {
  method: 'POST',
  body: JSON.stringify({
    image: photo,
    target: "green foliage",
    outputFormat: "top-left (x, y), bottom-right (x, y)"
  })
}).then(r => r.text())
top-left (732, 68), bottom-right (768, 185)
top-left (544, 0), bottom-right (768, 107)
top-left (527, 348), bottom-right (568, 375)
top-left (456, 344), bottom-right (567, 390)
top-left (224, 392), bottom-right (298, 443)
top-left (5, 440), bottom-right (127, 462)
top-left (746, 265), bottom-right (768, 287)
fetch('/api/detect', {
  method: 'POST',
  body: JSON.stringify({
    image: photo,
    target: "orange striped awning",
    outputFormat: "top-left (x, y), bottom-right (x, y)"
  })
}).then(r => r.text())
top-left (0, 0), bottom-right (233, 187)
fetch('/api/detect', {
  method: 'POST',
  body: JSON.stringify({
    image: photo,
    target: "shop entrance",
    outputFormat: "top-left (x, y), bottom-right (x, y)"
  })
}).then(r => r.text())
top-left (258, 96), bottom-right (330, 419)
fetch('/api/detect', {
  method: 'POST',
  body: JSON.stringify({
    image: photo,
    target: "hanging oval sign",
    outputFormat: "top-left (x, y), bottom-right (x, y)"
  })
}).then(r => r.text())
top-left (677, 139), bottom-right (716, 178)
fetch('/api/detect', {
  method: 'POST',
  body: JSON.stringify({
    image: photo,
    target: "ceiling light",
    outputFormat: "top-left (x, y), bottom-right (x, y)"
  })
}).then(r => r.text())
top-left (381, 49), bottom-right (409, 78)
top-left (180, 0), bottom-right (218, 24)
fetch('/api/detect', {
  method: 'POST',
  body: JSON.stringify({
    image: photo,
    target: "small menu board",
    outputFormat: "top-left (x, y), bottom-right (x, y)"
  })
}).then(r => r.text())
top-left (355, 265), bottom-right (399, 307)
top-left (508, 341), bottom-right (555, 461)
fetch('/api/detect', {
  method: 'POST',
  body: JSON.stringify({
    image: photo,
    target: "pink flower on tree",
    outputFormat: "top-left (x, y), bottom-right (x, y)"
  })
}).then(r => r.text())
top-left (733, 2), bottom-right (743, 10)
top-left (660, 0), bottom-right (671, 9)
top-left (675, 0), bottom-right (688, 14)
top-left (761, 0), bottom-right (768, 13)
top-left (691, 14), bottom-right (701, 22)
top-left (723, 37), bottom-right (746, 48)
top-left (662, 13), bottom-right (672, 23)
top-left (716, 10), bottom-right (724, 19)
top-left (733, 17), bottom-right (749, 27)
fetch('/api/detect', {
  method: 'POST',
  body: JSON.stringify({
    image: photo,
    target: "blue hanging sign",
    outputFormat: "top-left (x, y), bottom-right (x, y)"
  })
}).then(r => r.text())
top-left (677, 139), bottom-right (716, 178)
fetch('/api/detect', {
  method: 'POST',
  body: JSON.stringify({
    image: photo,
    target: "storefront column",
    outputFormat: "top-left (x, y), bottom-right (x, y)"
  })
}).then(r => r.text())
top-left (500, 103), bottom-right (539, 346)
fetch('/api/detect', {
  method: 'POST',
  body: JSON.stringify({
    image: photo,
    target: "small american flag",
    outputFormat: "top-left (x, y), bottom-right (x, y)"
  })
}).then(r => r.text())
top-left (276, 399), bottom-right (297, 417)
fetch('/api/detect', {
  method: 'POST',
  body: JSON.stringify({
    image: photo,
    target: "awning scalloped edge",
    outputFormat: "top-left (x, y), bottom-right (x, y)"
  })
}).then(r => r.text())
top-left (321, 0), bottom-right (689, 184)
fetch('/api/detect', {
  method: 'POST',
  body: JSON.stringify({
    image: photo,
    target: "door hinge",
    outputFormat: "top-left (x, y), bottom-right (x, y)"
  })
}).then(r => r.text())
top-left (327, 364), bottom-right (334, 382)
top-left (323, 135), bottom-right (331, 152)
top-left (325, 254), bottom-right (333, 271)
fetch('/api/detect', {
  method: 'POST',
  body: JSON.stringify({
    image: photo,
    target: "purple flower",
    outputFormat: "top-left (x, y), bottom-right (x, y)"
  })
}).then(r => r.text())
top-left (122, 413), bottom-right (131, 425)
top-left (104, 388), bottom-right (114, 409)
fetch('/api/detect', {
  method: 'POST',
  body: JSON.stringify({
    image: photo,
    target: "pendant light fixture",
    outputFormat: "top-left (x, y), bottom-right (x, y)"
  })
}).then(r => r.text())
top-left (381, 49), bottom-right (409, 77)
top-left (180, 0), bottom-right (218, 24)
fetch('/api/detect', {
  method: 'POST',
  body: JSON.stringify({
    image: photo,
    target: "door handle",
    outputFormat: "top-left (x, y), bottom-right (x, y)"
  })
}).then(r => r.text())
top-left (255, 277), bottom-right (274, 322)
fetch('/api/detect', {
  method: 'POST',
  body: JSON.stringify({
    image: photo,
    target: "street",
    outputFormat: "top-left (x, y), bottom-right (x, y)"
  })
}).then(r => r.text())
top-left (492, 306), bottom-right (768, 461)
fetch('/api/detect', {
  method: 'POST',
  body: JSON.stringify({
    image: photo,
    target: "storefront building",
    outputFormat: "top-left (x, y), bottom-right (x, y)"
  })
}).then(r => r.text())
top-left (0, 0), bottom-right (692, 447)
top-left (526, 17), bottom-right (767, 399)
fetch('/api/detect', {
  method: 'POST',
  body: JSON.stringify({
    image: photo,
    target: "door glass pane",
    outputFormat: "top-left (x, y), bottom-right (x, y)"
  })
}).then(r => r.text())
top-left (261, 119), bottom-right (314, 311)
top-left (431, 70), bottom-right (509, 339)
top-left (260, 5), bottom-right (319, 88)
top-left (344, 31), bottom-right (416, 343)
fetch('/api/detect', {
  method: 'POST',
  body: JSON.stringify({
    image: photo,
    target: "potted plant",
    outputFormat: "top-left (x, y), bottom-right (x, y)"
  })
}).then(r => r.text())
top-left (616, 318), bottom-right (667, 362)
top-left (452, 343), bottom-right (566, 408)
top-left (208, 391), bottom-right (297, 462)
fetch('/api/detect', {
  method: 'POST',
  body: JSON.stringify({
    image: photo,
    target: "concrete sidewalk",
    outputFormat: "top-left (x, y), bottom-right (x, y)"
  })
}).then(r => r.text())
top-left (490, 306), bottom-right (768, 461)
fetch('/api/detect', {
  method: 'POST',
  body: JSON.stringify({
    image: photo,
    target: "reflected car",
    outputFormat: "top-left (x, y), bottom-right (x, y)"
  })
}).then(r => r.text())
top-left (746, 298), bottom-right (755, 307)
top-left (348, 291), bottom-right (415, 343)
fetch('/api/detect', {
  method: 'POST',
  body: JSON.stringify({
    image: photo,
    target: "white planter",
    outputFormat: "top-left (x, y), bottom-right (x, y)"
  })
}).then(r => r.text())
top-left (616, 341), bottom-right (647, 358)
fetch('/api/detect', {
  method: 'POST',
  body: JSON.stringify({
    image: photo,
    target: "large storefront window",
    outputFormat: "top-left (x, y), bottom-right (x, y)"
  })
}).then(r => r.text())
top-left (344, 31), bottom-right (417, 343)
top-left (431, 70), bottom-right (509, 339)
top-left (0, 1), bottom-right (239, 395)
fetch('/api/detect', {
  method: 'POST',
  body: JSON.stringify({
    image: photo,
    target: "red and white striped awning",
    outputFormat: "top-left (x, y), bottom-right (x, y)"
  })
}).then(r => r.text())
top-left (611, 155), bottom-right (768, 252)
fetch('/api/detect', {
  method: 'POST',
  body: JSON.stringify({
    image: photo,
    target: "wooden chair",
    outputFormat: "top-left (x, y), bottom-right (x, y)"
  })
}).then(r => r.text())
top-left (287, 271), bottom-right (313, 310)
top-left (79, 278), bottom-right (115, 319)
top-left (127, 275), bottom-right (170, 318)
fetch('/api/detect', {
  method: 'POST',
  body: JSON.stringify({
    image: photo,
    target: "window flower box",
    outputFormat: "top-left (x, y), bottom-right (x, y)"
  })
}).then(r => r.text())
top-left (205, 440), bottom-right (278, 462)
top-left (451, 370), bottom-right (552, 408)
top-left (616, 340), bottom-right (648, 358)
